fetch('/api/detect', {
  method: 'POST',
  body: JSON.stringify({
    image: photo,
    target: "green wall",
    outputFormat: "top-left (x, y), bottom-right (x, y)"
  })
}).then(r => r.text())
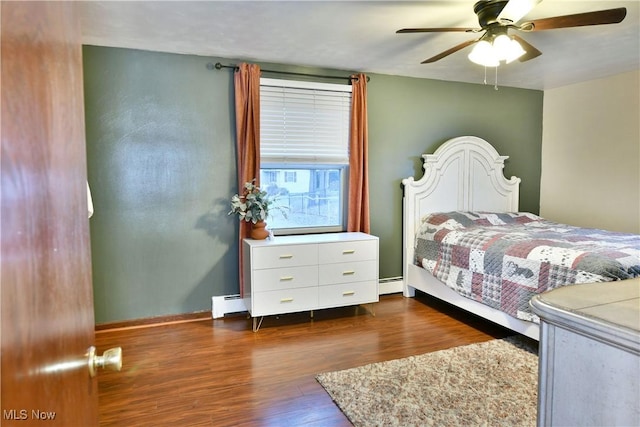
top-left (84, 46), bottom-right (542, 323)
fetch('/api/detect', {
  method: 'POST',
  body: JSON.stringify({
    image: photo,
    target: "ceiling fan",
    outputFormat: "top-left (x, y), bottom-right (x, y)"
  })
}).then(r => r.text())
top-left (397, 0), bottom-right (627, 66)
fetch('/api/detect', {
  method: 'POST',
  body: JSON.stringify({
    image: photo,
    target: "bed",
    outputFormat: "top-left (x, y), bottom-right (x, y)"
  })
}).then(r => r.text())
top-left (402, 136), bottom-right (640, 340)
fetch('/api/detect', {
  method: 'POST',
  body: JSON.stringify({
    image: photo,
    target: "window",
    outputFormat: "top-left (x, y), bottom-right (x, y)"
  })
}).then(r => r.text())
top-left (260, 78), bottom-right (352, 235)
top-left (262, 170), bottom-right (278, 183)
top-left (284, 171), bottom-right (297, 183)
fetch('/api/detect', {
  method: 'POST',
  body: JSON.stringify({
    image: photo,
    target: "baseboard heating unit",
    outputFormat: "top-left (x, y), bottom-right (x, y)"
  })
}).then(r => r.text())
top-left (211, 294), bottom-right (246, 319)
top-left (379, 277), bottom-right (403, 295)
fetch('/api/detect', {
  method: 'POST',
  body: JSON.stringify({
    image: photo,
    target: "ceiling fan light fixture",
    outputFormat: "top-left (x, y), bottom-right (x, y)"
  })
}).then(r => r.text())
top-left (493, 34), bottom-right (526, 63)
top-left (468, 40), bottom-right (500, 67)
top-left (493, 34), bottom-right (512, 57)
top-left (504, 38), bottom-right (526, 63)
top-left (468, 35), bottom-right (525, 67)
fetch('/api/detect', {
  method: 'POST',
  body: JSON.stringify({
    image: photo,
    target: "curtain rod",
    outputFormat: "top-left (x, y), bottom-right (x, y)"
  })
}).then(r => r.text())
top-left (208, 62), bottom-right (369, 82)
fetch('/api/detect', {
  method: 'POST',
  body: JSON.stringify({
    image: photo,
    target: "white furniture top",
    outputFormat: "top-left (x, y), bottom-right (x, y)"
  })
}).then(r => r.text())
top-left (244, 232), bottom-right (375, 247)
top-left (531, 278), bottom-right (640, 354)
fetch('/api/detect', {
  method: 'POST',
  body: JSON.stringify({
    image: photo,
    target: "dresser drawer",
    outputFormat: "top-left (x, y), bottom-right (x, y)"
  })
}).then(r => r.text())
top-left (318, 239), bottom-right (377, 264)
top-left (318, 281), bottom-right (378, 308)
top-left (319, 260), bottom-right (378, 285)
top-left (252, 244), bottom-right (318, 270)
top-left (253, 265), bottom-right (318, 292)
top-left (252, 287), bottom-right (318, 316)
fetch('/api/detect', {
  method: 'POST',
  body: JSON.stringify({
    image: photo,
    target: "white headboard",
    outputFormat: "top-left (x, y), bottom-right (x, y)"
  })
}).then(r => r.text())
top-left (402, 136), bottom-right (521, 278)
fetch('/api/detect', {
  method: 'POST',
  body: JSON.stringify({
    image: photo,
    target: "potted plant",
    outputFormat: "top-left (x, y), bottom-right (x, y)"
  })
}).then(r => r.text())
top-left (228, 180), bottom-right (280, 239)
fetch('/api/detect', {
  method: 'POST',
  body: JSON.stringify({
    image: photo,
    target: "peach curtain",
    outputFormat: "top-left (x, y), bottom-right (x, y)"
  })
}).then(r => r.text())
top-left (347, 73), bottom-right (370, 233)
top-left (234, 63), bottom-right (261, 297)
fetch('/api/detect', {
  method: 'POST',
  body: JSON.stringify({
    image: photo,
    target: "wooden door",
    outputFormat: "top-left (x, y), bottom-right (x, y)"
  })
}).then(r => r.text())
top-left (1, 2), bottom-right (99, 425)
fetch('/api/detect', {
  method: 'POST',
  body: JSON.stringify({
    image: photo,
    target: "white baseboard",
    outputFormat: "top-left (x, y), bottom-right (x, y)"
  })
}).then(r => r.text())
top-left (211, 294), bottom-right (246, 319)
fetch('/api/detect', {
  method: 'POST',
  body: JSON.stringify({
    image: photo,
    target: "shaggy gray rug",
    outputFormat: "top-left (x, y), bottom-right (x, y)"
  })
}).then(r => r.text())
top-left (316, 336), bottom-right (538, 427)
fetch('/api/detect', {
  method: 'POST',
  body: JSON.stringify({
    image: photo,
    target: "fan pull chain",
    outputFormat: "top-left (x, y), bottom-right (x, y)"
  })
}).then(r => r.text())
top-left (483, 66), bottom-right (498, 90)
top-left (482, 67), bottom-right (499, 90)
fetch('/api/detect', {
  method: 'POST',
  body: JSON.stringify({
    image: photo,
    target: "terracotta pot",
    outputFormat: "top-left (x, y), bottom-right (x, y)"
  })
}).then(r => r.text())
top-left (250, 220), bottom-right (269, 240)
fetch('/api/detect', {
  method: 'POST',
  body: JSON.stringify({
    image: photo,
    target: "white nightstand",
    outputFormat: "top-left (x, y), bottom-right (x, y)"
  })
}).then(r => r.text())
top-left (243, 232), bottom-right (379, 331)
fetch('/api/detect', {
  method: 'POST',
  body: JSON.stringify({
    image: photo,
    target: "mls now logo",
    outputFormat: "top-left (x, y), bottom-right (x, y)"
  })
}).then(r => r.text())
top-left (3, 409), bottom-right (56, 420)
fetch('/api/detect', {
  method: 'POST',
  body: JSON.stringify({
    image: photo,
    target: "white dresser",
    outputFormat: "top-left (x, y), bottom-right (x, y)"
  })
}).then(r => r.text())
top-left (530, 279), bottom-right (640, 427)
top-left (243, 232), bottom-right (379, 331)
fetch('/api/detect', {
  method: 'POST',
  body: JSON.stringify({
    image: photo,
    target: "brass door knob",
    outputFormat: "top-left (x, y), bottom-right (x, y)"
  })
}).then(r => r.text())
top-left (87, 346), bottom-right (122, 377)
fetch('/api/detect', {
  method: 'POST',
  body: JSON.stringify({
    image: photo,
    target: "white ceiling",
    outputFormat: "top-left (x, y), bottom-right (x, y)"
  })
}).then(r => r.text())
top-left (80, 1), bottom-right (640, 90)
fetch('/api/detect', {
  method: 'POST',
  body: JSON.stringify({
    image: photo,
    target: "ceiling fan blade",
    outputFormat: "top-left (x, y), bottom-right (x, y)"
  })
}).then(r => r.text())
top-left (525, 7), bottom-right (627, 31)
top-left (421, 39), bottom-right (478, 63)
top-left (512, 35), bottom-right (542, 62)
top-left (498, 0), bottom-right (543, 24)
top-left (397, 27), bottom-right (477, 34)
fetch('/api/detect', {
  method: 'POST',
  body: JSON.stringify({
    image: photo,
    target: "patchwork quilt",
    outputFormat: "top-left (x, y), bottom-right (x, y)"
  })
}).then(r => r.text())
top-left (415, 211), bottom-right (640, 322)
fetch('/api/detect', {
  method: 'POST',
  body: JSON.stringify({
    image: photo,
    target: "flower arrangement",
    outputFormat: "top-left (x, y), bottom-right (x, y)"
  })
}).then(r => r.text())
top-left (228, 180), bottom-right (277, 224)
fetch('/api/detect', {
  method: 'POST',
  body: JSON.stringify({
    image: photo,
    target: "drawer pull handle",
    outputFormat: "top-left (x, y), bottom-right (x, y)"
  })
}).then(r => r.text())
top-left (342, 249), bottom-right (355, 254)
top-left (280, 276), bottom-right (294, 281)
top-left (280, 297), bottom-right (294, 303)
top-left (343, 291), bottom-right (355, 296)
top-left (342, 270), bottom-right (355, 275)
top-left (279, 254), bottom-right (294, 259)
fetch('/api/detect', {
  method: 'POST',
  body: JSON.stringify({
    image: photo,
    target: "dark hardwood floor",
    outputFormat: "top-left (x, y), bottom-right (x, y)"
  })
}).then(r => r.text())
top-left (96, 292), bottom-right (513, 426)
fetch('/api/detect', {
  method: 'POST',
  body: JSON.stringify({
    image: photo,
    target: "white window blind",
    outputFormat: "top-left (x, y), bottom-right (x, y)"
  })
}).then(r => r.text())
top-left (260, 78), bottom-right (352, 164)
